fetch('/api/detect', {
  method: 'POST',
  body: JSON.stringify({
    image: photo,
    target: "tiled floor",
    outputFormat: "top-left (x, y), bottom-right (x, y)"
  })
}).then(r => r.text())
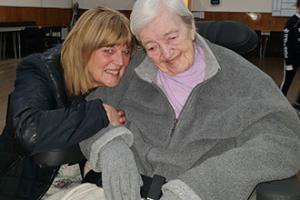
top-left (0, 56), bottom-right (300, 133)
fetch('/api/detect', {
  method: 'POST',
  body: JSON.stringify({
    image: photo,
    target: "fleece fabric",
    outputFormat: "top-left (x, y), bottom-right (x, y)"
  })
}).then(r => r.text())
top-left (83, 34), bottom-right (300, 200)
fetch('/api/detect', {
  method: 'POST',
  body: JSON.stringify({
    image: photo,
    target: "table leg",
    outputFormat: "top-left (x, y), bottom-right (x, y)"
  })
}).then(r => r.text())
top-left (2, 32), bottom-right (7, 60)
top-left (12, 32), bottom-right (17, 59)
top-left (259, 32), bottom-right (270, 58)
top-left (17, 31), bottom-right (21, 59)
top-left (0, 32), bottom-right (2, 60)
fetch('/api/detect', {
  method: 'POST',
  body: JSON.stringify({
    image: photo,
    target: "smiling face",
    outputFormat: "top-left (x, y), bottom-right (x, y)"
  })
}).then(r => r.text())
top-left (86, 44), bottom-right (131, 88)
top-left (139, 7), bottom-right (195, 76)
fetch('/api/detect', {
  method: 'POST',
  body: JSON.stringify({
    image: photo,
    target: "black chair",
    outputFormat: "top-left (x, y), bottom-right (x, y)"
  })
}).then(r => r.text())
top-left (11, 20), bottom-right (299, 200)
top-left (256, 176), bottom-right (300, 200)
top-left (21, 26), bottom-right (45, 56)
top-left (195, 20), bottom-right (258, 54)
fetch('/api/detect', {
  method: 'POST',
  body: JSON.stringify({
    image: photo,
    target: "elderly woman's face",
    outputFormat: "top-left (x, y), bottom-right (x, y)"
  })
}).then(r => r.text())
top-left (139, 9), bottom-right (195, 76)
top-left (86, 44), bottom-right (131, 88)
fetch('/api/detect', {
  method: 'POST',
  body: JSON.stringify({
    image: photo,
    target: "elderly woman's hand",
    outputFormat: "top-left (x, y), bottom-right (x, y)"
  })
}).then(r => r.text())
top-left (103, 103), bottom-right (126, 125)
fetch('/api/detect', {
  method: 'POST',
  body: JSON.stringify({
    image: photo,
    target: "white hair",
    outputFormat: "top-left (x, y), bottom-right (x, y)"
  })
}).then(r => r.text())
top-left (130, 0), bottom-right (194, 40)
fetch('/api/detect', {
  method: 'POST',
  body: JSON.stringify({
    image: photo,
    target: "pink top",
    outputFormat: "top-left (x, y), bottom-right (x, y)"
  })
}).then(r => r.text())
top-left (157, 45), bottom-right (206, 118)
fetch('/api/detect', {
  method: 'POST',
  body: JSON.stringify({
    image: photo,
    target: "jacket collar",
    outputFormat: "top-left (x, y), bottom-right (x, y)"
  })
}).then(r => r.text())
top-left (135, 34), bottom-right (221, 83)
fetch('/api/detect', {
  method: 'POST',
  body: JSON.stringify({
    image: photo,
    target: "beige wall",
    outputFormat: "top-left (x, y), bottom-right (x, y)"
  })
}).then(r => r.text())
top-left (0, 0), bottom-right (274, 12)
top-left (0, 0), bottom-right (72, 8)
top-left (76, 0), bottom-right (274, 12)
top-left (42, 0), bottom-right (72, 8)
top-left (77, 0), bottom-right (274, 12)
top-left (191, 0), bottom-right (273, 12)
top-left (76, 0), bottom-right (135, 10)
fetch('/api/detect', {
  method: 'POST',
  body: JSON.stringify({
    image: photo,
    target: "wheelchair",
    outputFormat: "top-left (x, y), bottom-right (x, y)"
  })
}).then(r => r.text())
top-left (7, 20), bottom-right (300, 200)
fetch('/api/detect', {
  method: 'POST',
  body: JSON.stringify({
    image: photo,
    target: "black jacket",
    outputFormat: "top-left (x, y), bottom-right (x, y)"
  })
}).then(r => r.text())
top-left (0, 45), bottom-right (109, 199)
top-left (283, 14), bottom-right (300, 65)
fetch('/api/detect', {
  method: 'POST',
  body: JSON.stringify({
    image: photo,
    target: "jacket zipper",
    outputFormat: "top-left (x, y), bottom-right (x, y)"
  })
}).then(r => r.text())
top-left (170, 118), bottom-right (178, 138)
top-left (149, 67), bottom-right (221, 139)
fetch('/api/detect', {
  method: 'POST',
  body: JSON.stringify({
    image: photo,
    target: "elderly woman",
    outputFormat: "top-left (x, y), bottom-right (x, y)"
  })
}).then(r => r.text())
top-left (78, 0), bottom-right (300, 200)
top-left (0, 7), bottom-right (135, 199)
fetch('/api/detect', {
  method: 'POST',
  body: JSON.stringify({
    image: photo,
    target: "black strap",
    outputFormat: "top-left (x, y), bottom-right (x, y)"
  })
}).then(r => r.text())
top-left (147, 175), bottom-right (166, 200)
top-left (78, 160), bottom-right (87, 179)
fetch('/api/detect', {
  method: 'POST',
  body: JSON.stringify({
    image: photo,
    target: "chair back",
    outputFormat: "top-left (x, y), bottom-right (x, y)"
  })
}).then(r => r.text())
top-left (196, 20), bottom-right (258, 54)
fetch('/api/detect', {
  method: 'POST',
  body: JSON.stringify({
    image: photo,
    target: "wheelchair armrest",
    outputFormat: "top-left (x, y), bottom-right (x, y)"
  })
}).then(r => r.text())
top-left (33, 144), bottom-right (85, 167)
top-left (196, 20), bottom-right (258, 54)
top-left (256, 175), bottom-right (300, 200)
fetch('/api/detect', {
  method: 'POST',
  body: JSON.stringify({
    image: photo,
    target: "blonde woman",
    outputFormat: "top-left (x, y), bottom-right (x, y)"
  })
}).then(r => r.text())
top-left (0, 7), bottom-right (135, 200)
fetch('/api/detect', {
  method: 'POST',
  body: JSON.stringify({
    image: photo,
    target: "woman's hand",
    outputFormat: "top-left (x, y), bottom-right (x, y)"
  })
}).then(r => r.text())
top-left (117, 109), bottom-right (126, 125)
top-left (103, 103), bottom-right (126, 126)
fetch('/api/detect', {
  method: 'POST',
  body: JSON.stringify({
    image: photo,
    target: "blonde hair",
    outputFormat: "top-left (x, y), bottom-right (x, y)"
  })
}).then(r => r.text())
top-left (61, 7), bottom-right (134, 96)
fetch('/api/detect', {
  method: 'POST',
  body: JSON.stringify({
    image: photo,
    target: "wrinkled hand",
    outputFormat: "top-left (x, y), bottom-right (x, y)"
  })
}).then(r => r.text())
top-left (99, 138), bottom-right (142, 200)
top-left (160, 190), bottom-right (181, 200)
top-left (103, 103), bottom-right (126, 126)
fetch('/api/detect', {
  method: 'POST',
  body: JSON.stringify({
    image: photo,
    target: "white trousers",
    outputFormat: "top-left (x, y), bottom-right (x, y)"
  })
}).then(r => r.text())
top-left (46, 183), bottom-right (106, 200)
top-left (45, 182), bottom-right (150, 200)
top-left (45, 182), bottom-right (257, 200)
